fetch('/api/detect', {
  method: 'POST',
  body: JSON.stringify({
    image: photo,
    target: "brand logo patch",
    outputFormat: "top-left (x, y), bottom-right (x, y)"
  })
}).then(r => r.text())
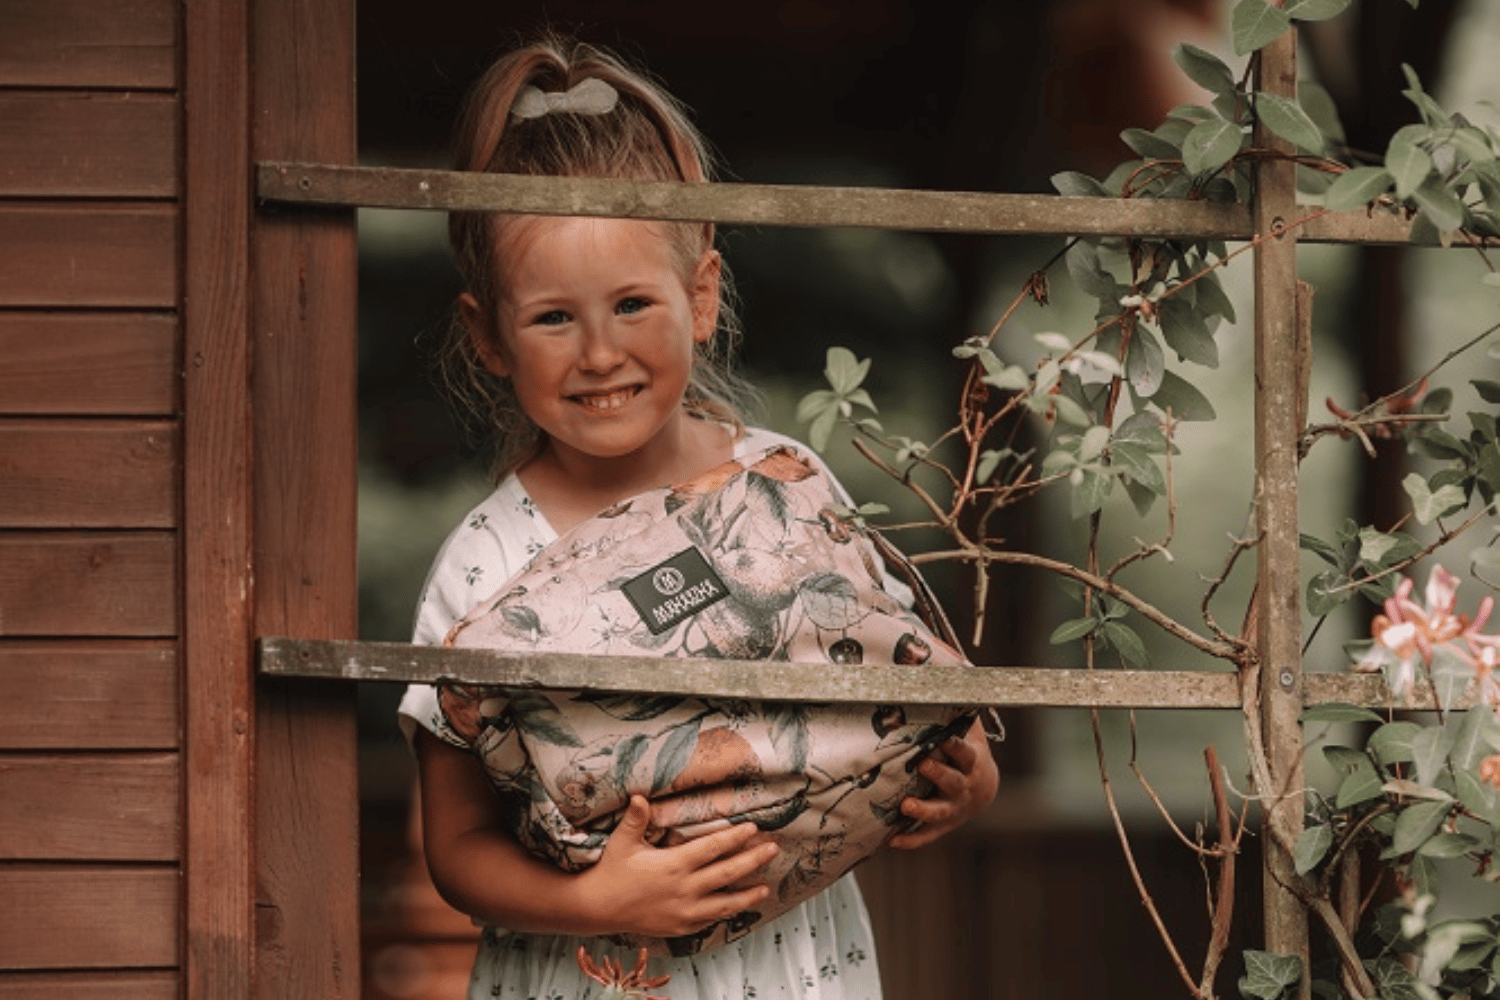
top-left (622, 547), bottom-right (728, 635)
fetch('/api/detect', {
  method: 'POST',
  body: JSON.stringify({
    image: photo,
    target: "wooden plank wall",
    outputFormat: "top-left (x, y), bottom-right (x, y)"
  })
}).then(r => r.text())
top-left (0, 1), bottom-right (183, 996)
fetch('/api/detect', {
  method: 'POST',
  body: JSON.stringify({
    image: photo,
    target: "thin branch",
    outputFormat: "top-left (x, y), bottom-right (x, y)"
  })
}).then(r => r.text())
top-left (1199, 745), bottom-right (1237, 1000)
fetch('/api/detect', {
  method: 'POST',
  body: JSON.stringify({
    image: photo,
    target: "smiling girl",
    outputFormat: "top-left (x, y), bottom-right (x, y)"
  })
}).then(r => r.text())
top-left (397, 35), bottom-right (997, 1000)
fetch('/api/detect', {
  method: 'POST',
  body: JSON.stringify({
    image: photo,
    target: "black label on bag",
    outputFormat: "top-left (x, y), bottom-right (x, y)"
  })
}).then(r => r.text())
top-left (621, 546), bottom-right (729, 635)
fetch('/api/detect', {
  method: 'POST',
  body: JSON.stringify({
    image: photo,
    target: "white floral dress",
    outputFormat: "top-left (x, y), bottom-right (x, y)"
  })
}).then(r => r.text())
top-left (398, 427), bottom-right (883, 1000)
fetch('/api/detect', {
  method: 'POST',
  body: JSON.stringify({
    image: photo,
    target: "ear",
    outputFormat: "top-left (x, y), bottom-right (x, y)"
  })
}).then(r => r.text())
top-left (689, 250), bottom-right (722, 346)
top-left (459, 291), bottom-right (510, 379)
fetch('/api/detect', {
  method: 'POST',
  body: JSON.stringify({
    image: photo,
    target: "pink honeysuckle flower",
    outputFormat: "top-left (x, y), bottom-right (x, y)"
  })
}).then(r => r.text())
top-left (1352, 566), bottom-right (1488, 704)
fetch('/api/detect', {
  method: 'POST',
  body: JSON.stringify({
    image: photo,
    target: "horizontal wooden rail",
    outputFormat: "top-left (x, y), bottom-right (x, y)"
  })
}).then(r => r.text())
top-left (256, 162), bottom-right (1417, 245)
top-left (259, 637), bottom-right (1432, 711)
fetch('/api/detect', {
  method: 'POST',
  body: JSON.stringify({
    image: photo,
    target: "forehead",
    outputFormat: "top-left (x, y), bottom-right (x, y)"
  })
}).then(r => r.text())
top-left (493, 215), bottom-right (686, 284)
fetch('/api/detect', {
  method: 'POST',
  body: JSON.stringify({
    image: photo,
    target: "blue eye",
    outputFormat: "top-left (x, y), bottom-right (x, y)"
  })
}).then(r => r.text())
top-left (617, 297), bottom-right (650, 315)
top-left (532, 309), bottom-right (570, 326)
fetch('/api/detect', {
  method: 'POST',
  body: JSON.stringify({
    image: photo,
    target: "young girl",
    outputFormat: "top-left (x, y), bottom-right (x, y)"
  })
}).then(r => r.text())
top-left (397, 35), bottom-right (998, 1000)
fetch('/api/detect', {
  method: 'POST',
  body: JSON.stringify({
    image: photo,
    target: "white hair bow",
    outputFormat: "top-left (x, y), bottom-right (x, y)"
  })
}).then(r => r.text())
top-left (511, 78), bottom-right (620, 120)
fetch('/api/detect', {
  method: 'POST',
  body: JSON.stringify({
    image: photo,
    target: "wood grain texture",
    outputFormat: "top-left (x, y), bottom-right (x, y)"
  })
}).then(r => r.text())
top-left (0, 866), bottom-right (179, 968)
top-left (0, 93), bottom-right (179, 197)
top-left (0, 0), bottom-right (178, 89)
top-left (0, 205), bottom-right (178, 307)
top-left (0, 971), bottom-right (178, 1000)
top-left (0, 753), bottom-right (179, 860)
top-left (181, 1), bottom-right (253, 998)
top-left (0, 533), bottom-right (177, 636)
top-left (0, 420), bottom-right (178, 528)
top-left (0, 640), bottom-right (178, 749)
top-left (250, 0), bottom-right (361, 996)
top-left (0, 313), bottom-right (178, 416)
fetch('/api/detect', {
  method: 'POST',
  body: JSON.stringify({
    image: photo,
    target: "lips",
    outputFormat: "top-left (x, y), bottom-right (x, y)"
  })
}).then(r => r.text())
top-left (570, 386), bottom-right (641, 411)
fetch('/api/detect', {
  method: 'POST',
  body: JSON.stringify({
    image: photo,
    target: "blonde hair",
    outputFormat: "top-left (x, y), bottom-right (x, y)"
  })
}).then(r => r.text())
top-left (438, 34), bottom-right (755, 480)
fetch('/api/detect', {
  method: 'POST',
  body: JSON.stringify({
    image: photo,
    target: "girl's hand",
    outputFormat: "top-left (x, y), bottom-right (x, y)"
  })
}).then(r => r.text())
top-left (887, 719), bottom-right (999, 851)
top-left (578, 795), bottom-right (780, 939)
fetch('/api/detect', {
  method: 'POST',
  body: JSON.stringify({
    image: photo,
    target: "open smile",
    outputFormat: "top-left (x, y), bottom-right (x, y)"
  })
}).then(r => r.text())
top-left (570, 386), bottom-right (642, 411)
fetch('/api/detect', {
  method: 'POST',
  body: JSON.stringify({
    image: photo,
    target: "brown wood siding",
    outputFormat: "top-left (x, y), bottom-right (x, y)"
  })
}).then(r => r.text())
top-left (0, 0), bottom-right (178, 89)
top-left (0, 93), bottom-right (180, 197)
top-left (0, 641), bottom-right (178, 749)
top-left (0, 753), bottom-right (180, 861)
top-left (0, 971), bottom-right (178, 1000)
top-left (0, 533), bottom-right (178, 636)
top-left (0, 314), bottom-right (179, 416)
top-left (0, 205), bottom-right (178, 307)
top-left (0, 867), bottom-right (179, 969)
top-left (0, 420), bottom-right (178, 527)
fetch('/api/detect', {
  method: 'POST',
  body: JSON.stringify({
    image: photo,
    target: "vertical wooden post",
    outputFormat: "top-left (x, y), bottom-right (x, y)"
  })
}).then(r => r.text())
top-left (182, 0), bottom-right (255, 997)
top-left (1252, 24), bottom-right (1310, 988)
top-left (250, 0), bottom-right (361, 996)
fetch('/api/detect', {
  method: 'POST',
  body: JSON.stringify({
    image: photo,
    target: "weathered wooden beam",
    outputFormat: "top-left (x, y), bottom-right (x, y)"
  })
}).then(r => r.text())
top-left (257, 161), bottom-right (1421, 246)
top-left (259, 637), bottom-right (1431, 712)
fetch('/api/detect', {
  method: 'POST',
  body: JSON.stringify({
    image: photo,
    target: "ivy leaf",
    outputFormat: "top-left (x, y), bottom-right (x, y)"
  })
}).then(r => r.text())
top-left (1369, 721), bottom-right (1423, 766)
top-left (1232, 0), bottom-right (1292, 56)
top-left (1071, 466), bottom-right (1115, 518)
top-left (1301, 702), bottom-right (1383, 724)
top-left (1158, 297), bottom-right (1220, 367)
top-left (1324, 166), bottom-right (1395, 211)
top-left (1283, 0), bottom-right (1353, 19)
top-left (1298, 532), bottom-right (1343, 568)
top-left (1239, 950), bottom-right (1302, 1000)
top-left (1111, 441), bottom-right (1166, 495)
top-left (1391, 799), bottom-right (1451, 855)
top-left (1172, 43), bottom-right (1236, 96)
top-left (1403, 472), bottom-right (1467, 524)
top-left (1183, 115), bottom-right (1244, 174)
top-left (1306, 571), bottom-right (1347, 617)
top-left (824, 346), bottom-right (870, 395)
top-left (1121, 127), bottom-right (1182, 161)
top-left (1293, 824), bottom-right (1334, 875)
top-left (1387, 125), bottom-right (1435, 200)
top-left (1102, 621), bottom-right (1148, 668)
top-left (1149, 369), bottom-right (1217, 421)
top-left (1411, 174), bottom-right (1466, 234)
top-left (1052, 171), bottom-right (1109, 198)
top-left (1126, 325), bottom-right (1166, 397)
top-left (1255, 92), bottom-right (1325, 153)
top-left (1050, 617), bottom-right (1099, 644)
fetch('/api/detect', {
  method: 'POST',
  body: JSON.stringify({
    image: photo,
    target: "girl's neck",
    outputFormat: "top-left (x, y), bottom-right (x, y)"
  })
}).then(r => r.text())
top-left (516, 416), bottom-right (734, 535)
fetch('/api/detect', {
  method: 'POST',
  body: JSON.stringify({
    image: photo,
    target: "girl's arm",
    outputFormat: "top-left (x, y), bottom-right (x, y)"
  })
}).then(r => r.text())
top-left (886, 718), bottom-right (999, 850)
top-left (415, 727), bottom-right (780, 939)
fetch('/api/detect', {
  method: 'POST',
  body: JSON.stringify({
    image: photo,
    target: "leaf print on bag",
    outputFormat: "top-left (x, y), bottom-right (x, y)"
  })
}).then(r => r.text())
top-left (765, 702), bottom-right (812, 773)
top-left (570, 691), bottom-right (688, 722)
top-left (697, 599), bottom-right (779, 659)
top-left (649, 718), bottom-right (704, 794)
top-left (612, 732), bottom-right (652, 791)
top-left (798, 572), bottom-right (866, 630)
top-left (507, 693), bottom-right (585, 748)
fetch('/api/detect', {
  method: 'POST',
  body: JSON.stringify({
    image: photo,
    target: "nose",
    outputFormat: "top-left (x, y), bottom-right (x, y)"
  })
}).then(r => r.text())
top-left (578, 317), bottom-right (626, 373)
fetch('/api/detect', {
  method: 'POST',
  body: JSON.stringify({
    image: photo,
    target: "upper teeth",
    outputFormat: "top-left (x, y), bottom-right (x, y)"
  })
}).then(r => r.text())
top-left (578, 389), bottom-right (633, 410)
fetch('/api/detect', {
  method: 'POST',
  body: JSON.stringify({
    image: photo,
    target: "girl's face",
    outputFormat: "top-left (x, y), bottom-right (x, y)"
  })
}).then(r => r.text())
top-left (464, 216), bottom-right (720, 469)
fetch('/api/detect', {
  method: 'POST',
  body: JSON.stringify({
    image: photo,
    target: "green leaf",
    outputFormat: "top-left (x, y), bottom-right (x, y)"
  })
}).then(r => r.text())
top-left (1126, 325), bottom-right (1166, 396)
top-left (808, 405), bottom-right (838, 452)
top-left (1071, 466), bottom-right (1115, 518)
top-left (1232, 0), bottom-right (1293, 56)
top-left (1255, 92), bottom-right (1325, 153)
top-left (1182, 115), bottom-right (1244, 174)
top-left (1401, 62), bottom-right (1450, 128)
top-left (1449, 708), bottom-right (1497, 773)
top-left (1411, 174), bottom-right (1466, 234)
top-left (1410, 724), bottom-right (1454, 788)
top-left (1157, 297), bottom-right (1219, 368)
top-left (1302, 702), bottom-right (1383, 724)
top-left (1334, 754), bottom-right (1386, 808)
top-left (1306, 571), bottom-right (1347, 617)
top-left (1149, 369), bottom-right (1217, 421)
top-left (1297, 80), bottom-right (1346, 145)
top-left (1418, 831), bottom-right (1480, 858)
top-left (1121, 127), bottom-right (1181, 161)
top-left (1404, 472), bottom-right (1467, 524)
top-left (824, 346), bottom-right (869, 395)
top-left (1370, 721), bottom-right (1422, 766)
top-left (1433, 644), bottom-right (1476, 713)
top-left (1102, 621), bottom-right (1148, 668)
top-left (1194, 271), bottom-right (1237, 323)
top-left (1111, 441), bottom-right (1166, 494)
top-left (1294, 824), bottom-right (1334, 875)
top-left (1325, 166), bottom-right (1394, 211)
top-left (1239, 950), bottom-right (1302, 1000)
top-left (1387, 125), bottom-right (1435, 200)
top-left (1052, 171), bottom-right (1108, 198)
top-left (1283, 0), bottom-right (1353, 19)
top-left (1050, 617), bottom-right (1098, 644)
top-left (1065, 240), bottom-right (1121, 300)
top-left (1456, 769), bottom-right (1500, 826)
top-left (1173, 43), bottom-right (1236, 95)
top-left (795, 388), bottom-right (837, 425)
top-left (1391, 799), bottom-right (1452, 854)
top-left (1299, 532), bottom-right (1343, 567)
top-left (1475, 379), bottom-right (1500, 404)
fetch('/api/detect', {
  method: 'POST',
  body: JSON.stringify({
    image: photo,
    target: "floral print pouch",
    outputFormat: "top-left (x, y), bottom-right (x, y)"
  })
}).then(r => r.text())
top-left (437, 444), bottom-right (981, 957)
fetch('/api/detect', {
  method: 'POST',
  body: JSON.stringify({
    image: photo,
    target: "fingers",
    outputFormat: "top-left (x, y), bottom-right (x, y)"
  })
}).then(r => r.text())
top-left (941, 733), bottom-right (979, 772)
top-left (690, 837), bottom-right (779, 892)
